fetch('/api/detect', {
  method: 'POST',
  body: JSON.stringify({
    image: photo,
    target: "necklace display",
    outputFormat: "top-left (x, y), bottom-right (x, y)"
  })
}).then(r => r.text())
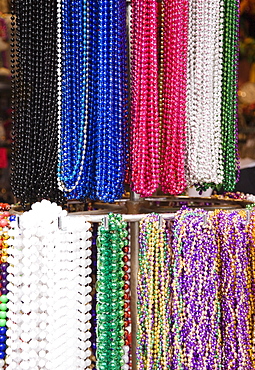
top-left (218, 210), bottom-right (254, 369)
top-left (11, 0), bottom-right (240, 202)
top-left (96, 214), bottom-right (128, 370)
top-left (11, 0), bottom-right (63, 205)
top-left (90, 224), bottom-right (98, 369)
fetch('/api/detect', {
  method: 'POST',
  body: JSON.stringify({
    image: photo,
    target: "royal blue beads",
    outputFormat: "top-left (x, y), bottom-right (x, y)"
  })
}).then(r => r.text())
top-left (58, 0), bottom-right (128, 202)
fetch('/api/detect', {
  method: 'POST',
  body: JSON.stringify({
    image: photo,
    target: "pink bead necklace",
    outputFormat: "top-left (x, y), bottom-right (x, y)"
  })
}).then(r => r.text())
top-left (160, 0), bottom-right (188, 195)
top-left (130, 0), bottom-right (160, 197)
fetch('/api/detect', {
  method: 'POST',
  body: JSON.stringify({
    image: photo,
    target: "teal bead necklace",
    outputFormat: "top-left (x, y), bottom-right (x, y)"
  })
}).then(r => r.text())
top-left (96, 214), bottom-right (128, 370)
top-left (221, 0), bottom-right (239, 191)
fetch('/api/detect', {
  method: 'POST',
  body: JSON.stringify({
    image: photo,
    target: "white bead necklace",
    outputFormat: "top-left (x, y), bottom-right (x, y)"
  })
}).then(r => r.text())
top-left (6, 201), bottom-right (92, 370)
top-left (186, 0), bottom-right (223, 187)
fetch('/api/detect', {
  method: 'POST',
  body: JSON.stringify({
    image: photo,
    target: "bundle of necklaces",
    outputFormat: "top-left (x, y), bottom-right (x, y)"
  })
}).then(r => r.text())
top-left (137, 208), bottom-right (255, 370)
top-left (11, 0), bottom-right (239, 204)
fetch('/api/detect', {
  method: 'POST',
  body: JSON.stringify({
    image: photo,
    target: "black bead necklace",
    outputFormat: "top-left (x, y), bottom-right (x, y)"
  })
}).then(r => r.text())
top-left (11, 0), bottom-right (64, 205)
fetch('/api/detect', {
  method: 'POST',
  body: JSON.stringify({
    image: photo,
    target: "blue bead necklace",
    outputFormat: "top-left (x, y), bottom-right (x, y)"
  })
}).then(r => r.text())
top-left (95, 0), bottom-right (128, 202)
top-left (58, 0), bottom-right (128, 202)
top-left (57, 0), bottom-right (89, 198)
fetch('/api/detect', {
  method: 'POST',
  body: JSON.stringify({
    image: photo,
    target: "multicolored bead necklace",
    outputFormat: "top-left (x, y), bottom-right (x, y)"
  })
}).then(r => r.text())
top-left (137, 209), bottom-right (255, 369)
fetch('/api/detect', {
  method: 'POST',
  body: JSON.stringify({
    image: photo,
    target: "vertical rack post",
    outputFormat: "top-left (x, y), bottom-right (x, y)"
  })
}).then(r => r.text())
top-left (129, 192), bottom-right (140, 370)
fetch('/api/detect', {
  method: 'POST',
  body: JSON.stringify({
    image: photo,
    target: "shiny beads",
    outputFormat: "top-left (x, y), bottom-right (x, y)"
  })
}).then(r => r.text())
top-left (221, 0), bottom-right (240, 190)
top-left (58, 0), bottom-right (128, 202)
top-left (97, 214), bottom-right (128, 370)
top-left (160, 0), bottom-right (188, 195)
top-left (137, 209), bottom-right (255, 369)
top-left (11, 0), bottom-right (63, 205)
top-left (130, 0), bottom-right (160, 197)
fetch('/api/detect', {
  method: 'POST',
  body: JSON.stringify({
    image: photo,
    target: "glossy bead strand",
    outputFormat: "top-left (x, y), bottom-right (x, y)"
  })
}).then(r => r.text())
top-left (171, 209), bottom-right (221, 370)
top-left (160, 0), bottom-right (188, 195)
top-left (5, 201), bottom-right (93, 370)
top-left (95, 0), bottom-right (128, 202)
top-left (130, 0), bottom-right (160, 197)
top-left (96, 214), bottom-right (127, 370)
top-left (0, 212), bottom-right (12, 368)
top-left (122, 224), bottom-right (131, 370)
top-left (57, 0), bottom-right (89, 197)
top-left (185, 0), bottom-right (224, 188)
top-left (221, 0), bottom-right (240, 190)
top-left (11, 0), bottom-right (63, 204)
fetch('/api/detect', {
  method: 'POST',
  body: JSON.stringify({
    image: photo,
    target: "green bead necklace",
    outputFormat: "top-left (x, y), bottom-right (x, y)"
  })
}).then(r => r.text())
top-left (96, 213), bottom-right (128, 370)
top-left (221, 0), bottom-right (239, 191)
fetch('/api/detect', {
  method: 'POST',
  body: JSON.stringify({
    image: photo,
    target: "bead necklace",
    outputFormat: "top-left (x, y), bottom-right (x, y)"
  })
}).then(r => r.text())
top-left (246, 210), bottom-right (255, 361)
top-left (90, 224), bottom-right (98, 369)
top-left (95, 0), bottom-right (128, 202)
top-left (122, 224), bottom-right (131, 370)
top-left (221, 0), bottom-right (239, 190)
top-left (96, 214), bottom-right (127, 370)
top-left (160, 0), bottom-right (188, 195)
top-left (216, 210), bottom-right (254, 369)
top-left (11, 1), bottom-right (63, 204)
top-left (0, 211), bottom-right (11, 369)
top-left (137, 213), bottom-right (171, 370)
top-left (130, 0), bottom-right (160, 197)
top-left (171, 209), bottom-right (221, 370)
top-left (57, 0), bottom-right (89, 197)
top-left (6, 201), bottom-right (93, 370)
top-left (185, 0), bottom-right (224, 188)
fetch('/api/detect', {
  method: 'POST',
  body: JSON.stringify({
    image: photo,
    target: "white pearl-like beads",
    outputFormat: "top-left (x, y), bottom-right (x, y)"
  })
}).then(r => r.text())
top-left (6, 201), bottom-right (92, 370)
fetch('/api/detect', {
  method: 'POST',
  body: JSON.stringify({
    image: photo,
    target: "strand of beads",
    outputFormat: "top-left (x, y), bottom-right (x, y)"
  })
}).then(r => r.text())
top-left (130, 0), bottom-right (160, 196)
top-left (11, 0), bottom-right (63, 204)
top-left (95, 0), bottom-right (128, 202)
top-left (160, 0), bottom-right (188, 195)
top-left (137, 214), bottom-right (171, 370)
top-left (221, 0), bottom-right (239, 190)
top-left (185, 0), bottom-right (224, 189)
top-left (47, 215), bottom-right (92, 370)
top-left (216, 210), bottom-right (254, 369)
top-left (57, 0), bottom-right (89, 197)
top-left (96, 214), bottom-right (127, 370)
top-left (122, 224), bottom-right (131, 370)
top-left (5, 201), bottom-right (93, 370)
top-left (246, 209), bottom-right (255, 361)
top-left (0, 210), bottom-right (11, 369)
top-left (171, 209), bottom-right (221, 370)
top-left (90, 224), bottom-right (98, 369)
